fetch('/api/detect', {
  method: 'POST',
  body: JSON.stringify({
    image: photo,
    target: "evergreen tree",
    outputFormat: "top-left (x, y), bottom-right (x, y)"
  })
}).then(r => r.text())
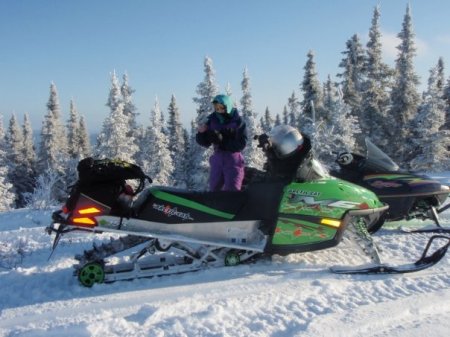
top-left (5, 114), bottom-right (28, 207)
top-left (77, 116), bottom-right (91, 158)
top-left (444, 76), bottom-right (450, 129)
top-left (301, 50), bottom-right (324, 134)
top-left (97, 73), bottom-right (138, 161)
top-left (361, 6), bottom-right (394, 146)
top-left (287, 91), bottom-right (300, 127)
top-left (0, 114), bottom-right (15, 211)
top-left (38, 82), bottom-right (68, 173)
top-left (317, 83), bottom-right (361, 165)
top-left (22, 113), bottom-right (37, 173)
top-left (190, 56), bottom-right (219, 190)
top-left (388, 4), bottom-right (421, 163)
top-left (240, 67), bottom-right (265, 169)
top-left (96, 100), bottom-right (138, 161)
top-left (282, 105), bottom-right (289, 125)
top-left (121, 72), bottom-right (141, 148)
top-left (337, 34), bottom-right (366, 119)
top-left (66, 99), bottom-right (80, 159)
top-left (261, 106), bottom-right (274, 133)
top-left (410, 61), bottom-right (449, 170)
top-left (137, 98), bottom-right (174, 185)
top-left (274, 113), bottom-right (282, 126)
top-left (166, 94), bottom-right (186, 187)
top-left (106, 70), bottom-right (121, 112)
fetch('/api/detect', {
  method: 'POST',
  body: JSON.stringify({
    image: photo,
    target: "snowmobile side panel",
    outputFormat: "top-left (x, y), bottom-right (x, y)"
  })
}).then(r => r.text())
top-left (95, 216), bottom-right (267, 251)
top-left (363, 174), bottom-right (447, 197)
top-left (266, 179), bottom-right (386, 255)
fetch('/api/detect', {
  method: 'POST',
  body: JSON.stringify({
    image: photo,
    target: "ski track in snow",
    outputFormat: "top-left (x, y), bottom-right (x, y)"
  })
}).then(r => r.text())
top-left (1, 202), bottom-right (450, 336)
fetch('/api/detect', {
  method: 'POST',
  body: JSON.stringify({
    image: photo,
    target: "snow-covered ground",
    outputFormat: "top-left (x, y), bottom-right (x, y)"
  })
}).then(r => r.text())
top-left (1, 174), bottom-right (450, 337)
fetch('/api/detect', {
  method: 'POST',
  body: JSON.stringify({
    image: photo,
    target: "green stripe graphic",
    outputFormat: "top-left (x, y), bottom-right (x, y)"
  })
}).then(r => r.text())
top-left (151, 190), bottom-right (234, 219)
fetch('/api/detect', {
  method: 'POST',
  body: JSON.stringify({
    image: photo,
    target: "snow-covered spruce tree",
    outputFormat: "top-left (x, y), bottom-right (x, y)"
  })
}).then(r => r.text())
top-left (166, 94), bottom-right (186, 187)
top-left (361, 5), bottom-right (394, 148)
top-left (65, 99), bottom-right (85, 187)
top-left (22, 113), bottom-right (37, 182)
top-left (106, 70), bottom-right (121, 113)
top-left (282, 106), bottom-right (289, 125)
top-left (274, 113), bottom-right (282, 127)
top-left (260, 106), bottom-right (274, 133)
top-left (38, 82), bottom-right (68, 174)
top-left (240, 67), bottom-right (265, 170)
top-left (318, 80), bottom-right (361, 166)
top-left (0, 114), bottom-right (15, 211)
top-left (96, 101), bottom-right (138, 162)
top-left (287, 91), bottom-right (301, 127)
top-left (96, 72), bottom-right (138, 161)
top-left (444, 76), bottom-right (450, 130)
top-left (410, 61), bottom-right (449, 171)
top-left (5, 114), bottom-right (29, 207)
top-left (337, 34), bottom-right (366, 121)
top-left (66, 99), bottom-right (80, 159)
top-left (121, 73), bottom-right (141, 145)
top-left (300, 50), bottom-right (324, 137)
top-left (37, 83), bottom-right (69, 202)
top-left (137, 98), bottom-right (173, 185)
top-left (77, 116), bottom-right (91, 159)
top-left (387, 4), bottom-right (421, 163)
top-left (190, 56), bottom-right (219, 190)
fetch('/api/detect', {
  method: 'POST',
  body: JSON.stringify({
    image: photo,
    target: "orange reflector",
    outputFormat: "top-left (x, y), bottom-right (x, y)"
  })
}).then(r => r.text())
top-left (72, 217), bottom-right (96, 226)
top-left (78, 207), bottom-right (101, 215)
top-left (321, 218), bottom-right (341, 228)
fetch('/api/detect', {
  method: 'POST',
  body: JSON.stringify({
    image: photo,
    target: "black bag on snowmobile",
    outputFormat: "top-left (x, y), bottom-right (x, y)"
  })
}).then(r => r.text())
top-left (66, 158), bottom-right (151, 213)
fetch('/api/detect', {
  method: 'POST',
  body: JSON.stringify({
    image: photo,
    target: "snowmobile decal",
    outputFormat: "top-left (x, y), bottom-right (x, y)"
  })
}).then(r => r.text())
top-left (152, 203), bottom-right (194, 221)
top-left (151, 190), bottom-right (234, 220)
top-left (287, 189), bottom-right (321, 197)
top-left (368, 180), bottom-right (403, 189)
top-left (272, 217), bottom-right (336, 245)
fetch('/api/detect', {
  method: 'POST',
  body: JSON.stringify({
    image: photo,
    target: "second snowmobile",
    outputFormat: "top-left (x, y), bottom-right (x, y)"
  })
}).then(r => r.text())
top-left (46, 127), bottom-right (450, 286)
top-left (331, 138), bottom-right (450, 233)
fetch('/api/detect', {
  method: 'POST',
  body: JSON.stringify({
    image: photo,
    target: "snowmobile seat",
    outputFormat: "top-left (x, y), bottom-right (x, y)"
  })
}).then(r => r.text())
top-left (234, 181), bottom-right (285, 234)
top-left (133, 186), bottom-right (250, 223)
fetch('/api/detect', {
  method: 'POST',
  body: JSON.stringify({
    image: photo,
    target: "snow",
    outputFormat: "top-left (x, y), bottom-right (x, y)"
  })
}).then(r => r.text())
top-left (1, 174), bottom-right (450, 337)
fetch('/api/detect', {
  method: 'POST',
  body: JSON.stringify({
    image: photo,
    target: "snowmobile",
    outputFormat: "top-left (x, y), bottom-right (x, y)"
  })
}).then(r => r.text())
top-left (331, 138), bottom-right (450, 234)
top-left (46, 136), bottom-right (450, 286)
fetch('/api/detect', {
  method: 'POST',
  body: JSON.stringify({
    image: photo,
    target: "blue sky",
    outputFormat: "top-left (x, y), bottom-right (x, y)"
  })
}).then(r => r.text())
top-left (1, 0), bottom-right (450, 133)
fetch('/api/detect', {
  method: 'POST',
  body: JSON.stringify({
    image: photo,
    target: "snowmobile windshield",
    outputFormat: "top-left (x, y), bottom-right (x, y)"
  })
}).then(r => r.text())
top-left (364, 138), bottom-right (400, 172)
top-left (296, 154), bottom-right (330, 181)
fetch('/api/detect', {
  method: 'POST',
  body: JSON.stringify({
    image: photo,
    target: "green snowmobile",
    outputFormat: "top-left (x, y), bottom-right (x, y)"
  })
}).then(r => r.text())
top-left (46, 126), bottom-right (450, 286)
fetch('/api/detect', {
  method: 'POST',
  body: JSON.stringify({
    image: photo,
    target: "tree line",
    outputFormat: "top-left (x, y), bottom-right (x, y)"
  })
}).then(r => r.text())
top-left (1, 4), bottom-right (450, 211)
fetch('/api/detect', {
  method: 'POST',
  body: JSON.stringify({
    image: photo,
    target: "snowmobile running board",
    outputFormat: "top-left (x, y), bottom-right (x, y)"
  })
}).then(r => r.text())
top-left (46, 217), bottom-right (268, 254)
top-left (330, 235), bottom-right (450, 274)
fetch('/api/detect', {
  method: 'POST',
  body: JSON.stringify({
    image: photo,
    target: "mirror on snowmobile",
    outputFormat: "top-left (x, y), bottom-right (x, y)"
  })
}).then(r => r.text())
top-left (364, 138), bottom-right (400, 172)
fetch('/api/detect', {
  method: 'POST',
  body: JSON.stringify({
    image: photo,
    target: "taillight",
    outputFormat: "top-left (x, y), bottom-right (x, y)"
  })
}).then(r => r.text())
top-left (67, 193), bottom-right (110, 228)
top-left (78, 207), bottom-right (102, 215)
top-left (72, 217), bottom-right (96, 226)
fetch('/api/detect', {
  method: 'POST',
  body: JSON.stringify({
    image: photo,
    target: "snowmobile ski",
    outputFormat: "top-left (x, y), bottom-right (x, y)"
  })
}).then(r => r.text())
top-left (330, 235), bottom-right (450, 274)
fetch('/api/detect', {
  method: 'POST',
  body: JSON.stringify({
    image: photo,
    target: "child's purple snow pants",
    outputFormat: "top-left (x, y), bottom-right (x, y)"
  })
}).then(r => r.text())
top-left (209, 150), bottom-right (245, 191)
